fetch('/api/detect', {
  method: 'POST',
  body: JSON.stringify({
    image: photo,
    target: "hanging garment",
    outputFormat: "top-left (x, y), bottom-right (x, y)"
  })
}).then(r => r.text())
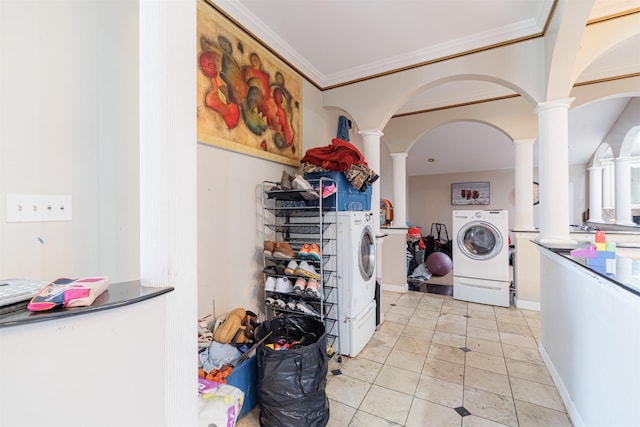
top-left (336, 115), bottom-right (350, 141)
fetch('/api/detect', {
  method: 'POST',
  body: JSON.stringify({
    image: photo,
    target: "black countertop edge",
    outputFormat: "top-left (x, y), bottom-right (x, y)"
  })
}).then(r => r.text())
top-left (532, 240), bottom-right (640, 298)
top-left (0, 280), bottom-right (174, 328)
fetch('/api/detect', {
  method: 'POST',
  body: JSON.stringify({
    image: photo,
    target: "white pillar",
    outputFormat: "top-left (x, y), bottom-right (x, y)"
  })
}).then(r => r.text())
top-left (359, 129), bottom-right (384, 236)
top-left (603, 161), bottom-right (614, 209)
top-left (588, 166), bottom-right (604, 222)
top-left (535, 99), bottom-right (575, 244)
top-left (614, 156), bottom-right (634, 225)
top-left (359, 129), bottom-right (384, 283)
top-left (140, 0), bottom-right (198, 424)
top-left (513, 138), bottom-right (536, 230)
top-left (390, 152), bottom-right (408, 227)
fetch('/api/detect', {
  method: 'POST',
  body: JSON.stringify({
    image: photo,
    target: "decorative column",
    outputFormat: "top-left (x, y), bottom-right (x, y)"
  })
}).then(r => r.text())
top-left (534, 99), bottom-right (575, 243)
top-left (513, 138), bottom-right (536, 230)
top-left (359, 129), bottom-right (384, 283)
top-left (587, 166), bottom-right (604, 222)
top-left (140, 0), bottom-right (198, 424)
top-left (602, 161), bottom-right (614, 209)
top-left (390, 152), bottom-right (408, 227)
top-left (614, 156), bottom-right (634, 225)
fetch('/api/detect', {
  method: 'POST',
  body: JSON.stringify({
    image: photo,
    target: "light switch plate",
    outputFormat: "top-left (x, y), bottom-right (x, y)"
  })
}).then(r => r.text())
top-left (6, 194), bottom-right (72, 222)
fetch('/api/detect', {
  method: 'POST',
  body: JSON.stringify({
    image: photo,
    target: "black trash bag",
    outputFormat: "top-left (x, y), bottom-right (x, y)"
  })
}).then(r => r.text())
top-left (256, 314), bottom-right (329, 427)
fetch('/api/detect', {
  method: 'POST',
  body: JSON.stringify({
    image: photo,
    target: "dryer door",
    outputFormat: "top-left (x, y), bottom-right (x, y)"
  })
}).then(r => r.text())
top-left (359, 226), bottom-right (376, 281)
top-left (456, 221), bottom-right (503, 261)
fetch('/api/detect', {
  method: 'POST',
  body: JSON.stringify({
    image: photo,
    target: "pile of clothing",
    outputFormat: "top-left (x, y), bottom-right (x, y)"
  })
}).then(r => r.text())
top-left (301, 138), bottom-right (379, 192)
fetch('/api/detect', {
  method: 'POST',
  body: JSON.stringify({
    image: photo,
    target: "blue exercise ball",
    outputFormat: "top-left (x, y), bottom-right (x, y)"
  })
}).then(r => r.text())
top-left (426, 252), bottom-right (453, 276)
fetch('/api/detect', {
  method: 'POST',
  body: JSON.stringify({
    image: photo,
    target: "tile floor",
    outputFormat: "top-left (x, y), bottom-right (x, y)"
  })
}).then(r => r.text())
top-left (237, 290), bottom-right (572, 427)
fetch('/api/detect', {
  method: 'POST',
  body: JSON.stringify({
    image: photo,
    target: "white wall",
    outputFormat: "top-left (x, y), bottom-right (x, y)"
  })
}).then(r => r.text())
top-left (0, 0), bottom-right (139, 282)
top-left (407, 169), bottom-right (517, 237)
top-left (196, 80), bottom-right (340, 318)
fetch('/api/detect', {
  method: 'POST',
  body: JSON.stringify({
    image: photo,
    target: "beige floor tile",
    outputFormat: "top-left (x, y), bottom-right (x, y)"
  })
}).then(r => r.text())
top-left (378, 320), bottom-right (407, 336)
top-left (412, 307), bottom-right (441, 319)
top-left (438, 312), bottom-right (468, 324)
top-left (493, 306), bottom-right (521, 315)
top-left (524, 317), bottom-right (540, 329)
top-left (466, 351), bottom-right (508, 375)
top-left (521, 309), bottom-right (540, 318)
top-left (358, 342), bottom-right (393, 364)
top-left (463, 386), bottom-right (518, 427)
top-left (432, 330), bottom-right (467, 347)
top-left (394, 335), bottom-right (431, 356)
top-left (514, 400), bottom-right (573, 427)
top-left (373, 364), bottom-right (421, 396)
top-left (498, 322), bottom-right (532, 336)
top-left (389, 305), bottom-right (416, 316)
top-left (359, 384), bottom-right (413, 425)
top-left (467, 302), bottom-right (496, 312)
top-left (468, 309), bottom-right (498, 321)
top-left (402, 325), bottom-right (435, 341)
top-left (466, 337), bottom-right (504, 357)
top-left (495, 313), bottom-right (528, 326)
top-left (326, 374), bottom-right (371, 408)
top-left (417, 301), bottom-right (445, 311)
top-left (464, 366), bottom-right (512, 397)
top-left (369, 330), bottom-right (401, 348)
top-left (427, 342), bottom-right (466, 365)
top-left (340, 357), bottom-right (383, 383)
top-left (436, 320), bottom-right (468, 336)
top-left (509, 377), bottom-right (565, 412)
top-left (502, 344), bottom-right (544, 365)
top-left (235, 406), bottom-right (260, 427)
top-left (422, 357), bottom-right (465, 384)
top-left (385, 348), bottom-right (427, 373)
top-left (406, 315), bottom-right (438, 330)
top-left (327, 399), bottom-right (357, 427)
top-left (468, 317), bottom-right (499, 331)
top-left (467, 326), bottom-right (501, 342)
top-left (462, 415), bottom-right (512, 426)
top-left (441, 306), bottom-right (469, 316)
top-left (405, 398), bottom-right (461, 427)
top-left (499, 332), bottom-right (538, 349)
top-left (395, 295), bottom-right (422, 309)
top-left (348, 409), bottom-right (403, 426)
top-left (384, 311), bottom-right (412, 324)
top-left (415, 374), bottom-right (464, 407)
top-left (505, 358), bottom-right (553, 385)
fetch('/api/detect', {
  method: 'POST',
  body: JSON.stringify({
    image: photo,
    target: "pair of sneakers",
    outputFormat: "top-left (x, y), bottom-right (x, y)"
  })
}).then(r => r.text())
top-left (284, 259), bottom-right (320, 280)
top-left (293, 277), bottom-right (320, 298)
top-left (298, 243), bottom-right (321, 260)
top-left (265, 276), bottom-right (294, 293)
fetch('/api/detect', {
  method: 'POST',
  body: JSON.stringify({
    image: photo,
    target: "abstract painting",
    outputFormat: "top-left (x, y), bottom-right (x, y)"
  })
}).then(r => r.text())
top-left (197, 0), bottom-right (302, 166)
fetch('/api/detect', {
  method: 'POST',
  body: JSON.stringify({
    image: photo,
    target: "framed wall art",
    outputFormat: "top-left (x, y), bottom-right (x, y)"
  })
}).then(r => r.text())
top-left (451, 182), bottom-right (490, 205)
top-left (196, 0), bottom-right (303, 166)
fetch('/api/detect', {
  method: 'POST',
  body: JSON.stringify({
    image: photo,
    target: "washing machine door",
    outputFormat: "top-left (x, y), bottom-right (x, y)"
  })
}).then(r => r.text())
top-left (456, 221), bottom-right (503, 261)
top-left (358, 226), bottom-right (376, 281)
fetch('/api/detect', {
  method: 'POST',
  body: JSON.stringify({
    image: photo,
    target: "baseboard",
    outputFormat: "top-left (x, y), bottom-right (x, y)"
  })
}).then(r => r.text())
top-left (539, 342), bottom-right (585, 427)
top-left (515, 299), bottom-right (540, 311)
top-left (380, 282), bottom-right (408, 293)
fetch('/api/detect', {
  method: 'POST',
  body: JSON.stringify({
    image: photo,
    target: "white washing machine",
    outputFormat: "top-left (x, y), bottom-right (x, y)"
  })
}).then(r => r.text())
top-left (326, 212), bottom-right (376, 357)
top-left (452, 210), bottom-right (510, 307)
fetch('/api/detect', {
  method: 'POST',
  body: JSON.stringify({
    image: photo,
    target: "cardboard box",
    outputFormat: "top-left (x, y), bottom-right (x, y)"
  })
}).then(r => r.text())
top-left (226, 355), bottom-right (258, 418)
top-left (304, 171), bottom-right (372, 211)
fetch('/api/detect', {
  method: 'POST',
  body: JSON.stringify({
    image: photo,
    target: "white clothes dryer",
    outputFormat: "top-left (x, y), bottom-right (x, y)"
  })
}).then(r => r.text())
top-left (452, 210), bottom-right (510, 307)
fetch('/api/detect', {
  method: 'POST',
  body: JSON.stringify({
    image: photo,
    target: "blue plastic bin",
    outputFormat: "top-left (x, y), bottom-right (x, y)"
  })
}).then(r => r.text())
top-left (226, 355), bottom-right (258, 418)
top-left (304, 171), bottom-right (372, 211)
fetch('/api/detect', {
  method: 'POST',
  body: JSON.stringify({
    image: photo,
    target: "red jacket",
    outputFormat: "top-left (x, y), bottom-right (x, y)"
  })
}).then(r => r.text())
top-left (301, 138), bottom-right (367, 171)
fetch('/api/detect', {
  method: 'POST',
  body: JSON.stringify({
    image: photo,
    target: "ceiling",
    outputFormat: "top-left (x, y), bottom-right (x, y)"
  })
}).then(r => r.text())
top-left (213, 0), bottom-right (640, 176)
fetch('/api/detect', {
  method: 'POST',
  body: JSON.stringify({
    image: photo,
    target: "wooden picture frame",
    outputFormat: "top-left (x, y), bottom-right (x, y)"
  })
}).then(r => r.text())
top-left (196, 0), bottom-right (303, 166)
top-left (451, 182), bottom-right (490, 205)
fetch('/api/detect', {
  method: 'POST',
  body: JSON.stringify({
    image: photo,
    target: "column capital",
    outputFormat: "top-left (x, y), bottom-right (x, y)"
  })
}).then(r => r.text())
top-left (587, 165), bottom-right (604, 171)
top-left (390, 152), bottom-right (408, 158)
top-left (513, 138), bottom-right (536, 146)
top-left (534, 98), bottom-right (575, 113)
top-left (615, 156), bottom-right (632, 164)
top-left (358, 129), bottom-right (384, 138)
